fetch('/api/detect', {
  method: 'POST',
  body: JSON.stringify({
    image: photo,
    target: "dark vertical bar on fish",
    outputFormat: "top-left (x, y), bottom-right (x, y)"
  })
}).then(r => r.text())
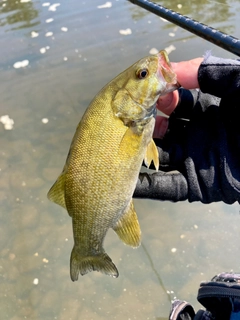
top-left (128, 0), bottom-right (240, 57)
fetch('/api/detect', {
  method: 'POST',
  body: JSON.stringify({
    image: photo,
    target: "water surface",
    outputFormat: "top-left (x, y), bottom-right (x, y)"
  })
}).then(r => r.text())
top-left (1, 0), bottom-right (240, 319)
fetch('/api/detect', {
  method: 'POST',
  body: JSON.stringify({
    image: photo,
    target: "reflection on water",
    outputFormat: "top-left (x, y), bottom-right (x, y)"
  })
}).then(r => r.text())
top-left (0, 0), bottom-right (240, 319)
top-left (0, 0), bottom-right (39, 30)
top-left (129, 0), bottom-right (236, 39)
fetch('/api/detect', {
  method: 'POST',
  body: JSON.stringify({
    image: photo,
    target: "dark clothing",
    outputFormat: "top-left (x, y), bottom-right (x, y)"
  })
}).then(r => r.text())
top-left (169, 272), bottom-right (240, 320)
top-left (134, 53), bottom-right (240, 204)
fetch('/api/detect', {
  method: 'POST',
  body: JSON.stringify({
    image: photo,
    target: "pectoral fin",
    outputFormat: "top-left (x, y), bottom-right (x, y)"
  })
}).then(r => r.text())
top-left (144, 139), bottom-right (159, 171)
top-left (117, 126), bottom-right (143, 161)
top-left (113, 200), bottom-right (141, 248)
top-left (47, 173), bottom-right (67, 210)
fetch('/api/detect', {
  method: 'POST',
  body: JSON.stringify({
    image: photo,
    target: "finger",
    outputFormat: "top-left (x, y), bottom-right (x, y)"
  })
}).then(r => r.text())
top-left (157, 90), bottom-right (179, 116)
top-left (153, 117), bottom-right (188, 169)
top-left (171, 58), bottom-right (203, 89)
top-left (133, 171), bottom-right (188, 202)
top-left (153, 116), bottom-right (169, 139)
top-left (156, 58), bottom-right (203, 116)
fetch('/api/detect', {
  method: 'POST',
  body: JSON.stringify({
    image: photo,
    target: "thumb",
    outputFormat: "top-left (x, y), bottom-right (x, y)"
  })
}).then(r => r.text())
top-left (156, 90), bottom-right (179, 116)
top-left (153, 116), bottom-right (169, 139)
top-left (171, 58), bottom-right (203, 89)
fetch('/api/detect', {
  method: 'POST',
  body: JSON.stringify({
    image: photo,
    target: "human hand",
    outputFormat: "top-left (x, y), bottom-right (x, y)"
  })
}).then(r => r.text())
top-left (154, 57), bottom-right (203, 138)
top-left (134, 54), bottom-right (240, 204)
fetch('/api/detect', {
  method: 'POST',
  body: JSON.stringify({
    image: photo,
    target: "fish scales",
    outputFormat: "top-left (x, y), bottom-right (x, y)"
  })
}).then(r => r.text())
top-left (48, 50), bottom-right (179, 280)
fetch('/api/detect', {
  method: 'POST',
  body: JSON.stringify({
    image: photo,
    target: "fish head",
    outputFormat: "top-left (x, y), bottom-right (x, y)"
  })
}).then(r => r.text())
top-left (123, 50), bottom-right (179, 113)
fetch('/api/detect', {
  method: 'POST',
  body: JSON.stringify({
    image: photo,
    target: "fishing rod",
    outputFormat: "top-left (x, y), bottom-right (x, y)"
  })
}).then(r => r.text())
top-left (128, 0), bottom-right (240, 57)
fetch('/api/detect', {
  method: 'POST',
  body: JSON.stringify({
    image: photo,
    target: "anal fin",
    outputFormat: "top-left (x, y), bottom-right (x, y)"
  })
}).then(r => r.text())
top-left (113, 200), bottom-right (141, 248)
top-left (144, 138), bottom-right (159, 171)
top-left (47, 173), bottom-right (67, 210)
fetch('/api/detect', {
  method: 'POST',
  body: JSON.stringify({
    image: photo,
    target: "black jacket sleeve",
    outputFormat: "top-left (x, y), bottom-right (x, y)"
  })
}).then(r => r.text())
top-left (134, 53), bottom-right (240, 204)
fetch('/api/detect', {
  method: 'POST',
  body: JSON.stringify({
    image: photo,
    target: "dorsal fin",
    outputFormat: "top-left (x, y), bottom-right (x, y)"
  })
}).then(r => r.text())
top-left (47, 173), bottom-right (67, 210)
top-left (113, 200), bottom-right (141, 248)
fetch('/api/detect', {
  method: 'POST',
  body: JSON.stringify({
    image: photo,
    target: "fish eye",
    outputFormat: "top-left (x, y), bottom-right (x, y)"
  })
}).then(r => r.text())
top-left (136, 68), bottom-right (149, 79)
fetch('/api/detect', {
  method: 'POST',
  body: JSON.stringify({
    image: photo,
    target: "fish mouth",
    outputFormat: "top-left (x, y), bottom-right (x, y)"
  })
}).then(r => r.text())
top-left (163, 80), bottom-right (181, 94)
top-left (157, 50), bottom-right (180, 94)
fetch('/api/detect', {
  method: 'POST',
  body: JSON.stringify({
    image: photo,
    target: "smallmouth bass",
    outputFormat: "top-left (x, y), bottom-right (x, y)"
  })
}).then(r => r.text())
top-left (48, 50), bottom-right (178, 281)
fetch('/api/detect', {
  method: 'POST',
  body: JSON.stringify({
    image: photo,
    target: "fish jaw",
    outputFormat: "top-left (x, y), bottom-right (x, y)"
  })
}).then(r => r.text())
top-left (156, 50), bottom-right (180, 95)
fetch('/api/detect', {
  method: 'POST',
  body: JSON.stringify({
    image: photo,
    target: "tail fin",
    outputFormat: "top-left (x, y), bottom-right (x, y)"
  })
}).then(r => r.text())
top-left (70, 246), bottom-right (119, 281)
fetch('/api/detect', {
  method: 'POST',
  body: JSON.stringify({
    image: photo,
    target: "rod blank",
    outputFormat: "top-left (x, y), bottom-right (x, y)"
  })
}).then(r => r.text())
top-left (129, 0), bottom-right (240, 57)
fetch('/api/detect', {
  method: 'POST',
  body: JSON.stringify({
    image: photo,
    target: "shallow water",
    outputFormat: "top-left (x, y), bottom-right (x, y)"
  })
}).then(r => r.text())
top-left (1, 0), bottom-right (240, 319)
